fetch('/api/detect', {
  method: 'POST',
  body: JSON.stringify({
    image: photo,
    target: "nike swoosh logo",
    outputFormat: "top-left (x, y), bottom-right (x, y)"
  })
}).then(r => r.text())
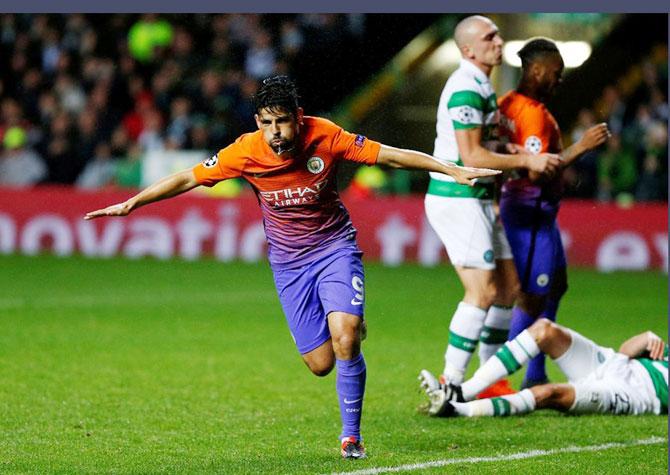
top-left (344, 398), bottom-right (361, 404)
top-left (351, 299), bottom-right (363, 306)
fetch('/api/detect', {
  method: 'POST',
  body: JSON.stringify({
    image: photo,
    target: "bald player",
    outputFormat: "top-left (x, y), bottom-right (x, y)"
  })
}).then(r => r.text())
top-left (421, 15), bottom-right (561, 396)
top-left (85, 76), bottom-right (500, 460)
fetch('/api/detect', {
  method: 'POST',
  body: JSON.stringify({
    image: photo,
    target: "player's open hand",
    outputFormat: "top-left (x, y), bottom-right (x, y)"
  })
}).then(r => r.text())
top-left (450, 165), bottom-right (502, 186)
top-left (580, 122), bottom-right (611, 151)
top-left (645, 331), bottom-right (665, 360)
top-left (84, 201), bottom-right (133, 220)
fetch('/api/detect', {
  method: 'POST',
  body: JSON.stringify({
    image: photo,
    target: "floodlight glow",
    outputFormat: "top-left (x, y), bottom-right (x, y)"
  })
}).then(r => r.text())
top-left (559, 41), bottom-right (592, 68)
top-left (428, 39), bottom-right (462, 69)
top-left (503, 40), bottom-right (592, 68)
top-left (503, 41), bottom-right (525, 67)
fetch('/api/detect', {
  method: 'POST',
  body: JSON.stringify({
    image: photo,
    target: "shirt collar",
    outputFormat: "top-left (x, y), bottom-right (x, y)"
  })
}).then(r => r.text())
top-left (460, 59), bottom-right (490, 84)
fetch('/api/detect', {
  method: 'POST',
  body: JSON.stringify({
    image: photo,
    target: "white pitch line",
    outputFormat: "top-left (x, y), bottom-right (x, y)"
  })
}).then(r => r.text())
top-left (332, 436), bottom-right (667, 475)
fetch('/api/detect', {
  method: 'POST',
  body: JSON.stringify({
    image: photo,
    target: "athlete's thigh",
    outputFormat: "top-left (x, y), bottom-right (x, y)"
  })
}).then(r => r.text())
top-left (317, 246), bottom-right (366, 318)
top-left (501, 205), bottom-right (560, 295)
top-left (425, 195), bottom-right (497, 269)
top-left (273, 264), bottom-right (331, 356)
top-left (558, 329), bottom-right (616, 381)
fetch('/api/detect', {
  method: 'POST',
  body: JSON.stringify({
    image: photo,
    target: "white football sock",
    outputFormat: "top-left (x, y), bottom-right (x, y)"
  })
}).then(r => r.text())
top-left (478, 305), bottom-right (512, 365)
top-left (452, 389), bottom-right (536, 417)
top-left (444, 302), bottom-right (487, 384)
top-left (462, 330), bottom-right (540, 400)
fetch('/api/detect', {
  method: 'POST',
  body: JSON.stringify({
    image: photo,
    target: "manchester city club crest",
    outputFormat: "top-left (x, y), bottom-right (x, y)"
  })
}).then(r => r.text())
top-left (307, 156), bottom-right (325, 174)
top-left (203, 154), bottom-right (218, 168)
top-left (536, 273), bottom-right (550, 287)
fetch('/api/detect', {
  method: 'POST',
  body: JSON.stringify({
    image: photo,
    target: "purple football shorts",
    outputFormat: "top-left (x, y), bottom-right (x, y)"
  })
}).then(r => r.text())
top-left (500, 198), bottom-right (567, 295)
top-left (272, 245), bottom-right (365, 355)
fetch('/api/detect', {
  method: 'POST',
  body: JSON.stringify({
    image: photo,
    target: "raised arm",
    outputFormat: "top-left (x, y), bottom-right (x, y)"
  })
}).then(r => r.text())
top-left (618, 331), bottom-right (666, 360)
top-left (559, 122), bottom-right (610, 168)
top-left (455, 127), bottom-right (561, 174)
top-left (84, 168), bottom-right (199, 220)
top-left (376, 144), bottom-right (501, 186)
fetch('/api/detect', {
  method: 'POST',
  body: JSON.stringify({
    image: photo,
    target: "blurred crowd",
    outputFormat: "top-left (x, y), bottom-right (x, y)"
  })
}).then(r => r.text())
top-left (564, 57), bottom-right (668, 203)
top-left (0, 14), bottom-right (666, 203)
top-left (0, 13), bottom-right (365, 189)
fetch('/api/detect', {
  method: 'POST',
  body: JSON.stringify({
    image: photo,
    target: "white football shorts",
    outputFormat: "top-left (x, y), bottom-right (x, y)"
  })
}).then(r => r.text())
top-left (560, 331), bottom-right (660, 415)
top-left (424, 194), bottom-right (512, 270)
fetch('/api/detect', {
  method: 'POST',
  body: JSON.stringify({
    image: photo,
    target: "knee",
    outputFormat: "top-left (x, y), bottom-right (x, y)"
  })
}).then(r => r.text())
top-left (332, 331), bottom-right (360, 360)
top-left (475, 281), bottom-right (497, 309)
top-left (306, 360), bottom-right (334, 377)
top-left (528, 318), bottom-right (556, 348)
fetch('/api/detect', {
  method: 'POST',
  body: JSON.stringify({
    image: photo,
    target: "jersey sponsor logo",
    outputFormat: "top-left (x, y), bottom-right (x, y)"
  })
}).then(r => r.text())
top-left (351, 275), bottom-right (364, 306)
top-left (536, 273), bottom-right (549, 287)
top-left (483, 249), bottom-right (494, 263)
top-left (260, 179), bottom-right (328, 207)
top-left (306, 156), bottom-right (325, 174)
top-left (354, 135), bottom-right (366, 147)
top-left (524, 135), bottom-right (543, 154)
top-left (203, 154), bottom-right (218, 168)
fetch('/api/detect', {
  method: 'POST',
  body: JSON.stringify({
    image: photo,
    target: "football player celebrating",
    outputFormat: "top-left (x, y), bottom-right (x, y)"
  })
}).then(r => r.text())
top-left (85, 76), bottom-right (500, 459)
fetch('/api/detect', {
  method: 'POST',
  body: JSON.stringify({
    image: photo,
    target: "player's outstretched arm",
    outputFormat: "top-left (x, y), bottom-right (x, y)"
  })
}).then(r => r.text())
top-left (376, 144), bottom-right (501, 186)
top-left (618, 331), bottom-right (666, 360)
top-left (84, 169), bottom-right (199, 220)
top-left (559, 122), bottom-right (610, 167)
top-left (455, 127), bottom-right (561, 174)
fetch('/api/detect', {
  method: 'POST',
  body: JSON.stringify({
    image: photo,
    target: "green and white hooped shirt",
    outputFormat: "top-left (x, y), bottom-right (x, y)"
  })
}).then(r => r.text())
top-left (635, 344), bottom-right (669, 414)
top-left (429, 59), bottom-right (499, 200)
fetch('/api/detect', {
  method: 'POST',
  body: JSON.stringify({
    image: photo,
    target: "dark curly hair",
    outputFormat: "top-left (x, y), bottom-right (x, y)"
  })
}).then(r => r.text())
top-left (253, 76), bottom-right (300, 116)
top-left (517, 37), bottom-right (561, 68)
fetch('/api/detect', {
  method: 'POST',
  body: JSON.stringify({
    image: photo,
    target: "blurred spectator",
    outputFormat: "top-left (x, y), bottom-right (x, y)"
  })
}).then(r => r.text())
top-left (75, 141), bottom-right (116, 189)
top-left (597, 85), bottom-right (626, 135)
top-left (245, 29), bottom-right (276, 79)
top-left (280, 19), bottom-right (304, 59)
top-left (137, 108), bottom-right (165, 152)
top-left (635, 154), bottom-right (666, 202)
top-left (0, 126), bottom-right (47, 186)
top-left (165, 96), bottom-right (191, 149)
top-left (597, 133), bottom-right (637, 202)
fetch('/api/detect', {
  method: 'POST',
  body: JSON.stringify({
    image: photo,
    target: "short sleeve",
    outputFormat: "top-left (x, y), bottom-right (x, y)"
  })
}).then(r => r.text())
top-left (515, 107), bottom-right (553, 155)
top-left (448, 90), bottom-right (486, 130)
top-left (192, 140), bottom-right (246, 187)
top-left (330, 127), bottom-right (380, 165)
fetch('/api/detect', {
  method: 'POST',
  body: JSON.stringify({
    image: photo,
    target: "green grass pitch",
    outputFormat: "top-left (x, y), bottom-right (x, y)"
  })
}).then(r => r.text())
top-left (0, 254), bottom-right (666, 473)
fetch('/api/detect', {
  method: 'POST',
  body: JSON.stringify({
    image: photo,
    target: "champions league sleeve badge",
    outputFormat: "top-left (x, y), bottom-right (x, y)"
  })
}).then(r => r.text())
top-left (203, 154), bottom-right (219, 168)
top-left (524, 136), bottom-right (543, 154)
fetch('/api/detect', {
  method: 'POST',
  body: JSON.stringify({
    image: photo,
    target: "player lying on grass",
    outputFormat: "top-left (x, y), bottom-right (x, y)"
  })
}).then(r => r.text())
top-left (419, 318), bottom-right (667, 417)
top-left (84, 75), bottom-right (500, 460)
